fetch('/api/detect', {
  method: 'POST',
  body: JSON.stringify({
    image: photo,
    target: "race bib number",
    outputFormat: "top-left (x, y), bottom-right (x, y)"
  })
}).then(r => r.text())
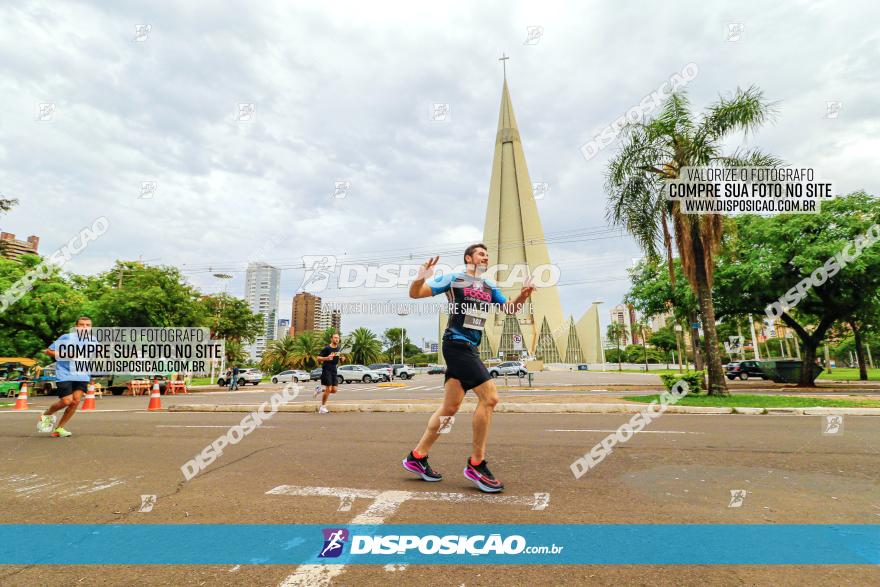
top-left (463, 307), bottom-right (489, 331)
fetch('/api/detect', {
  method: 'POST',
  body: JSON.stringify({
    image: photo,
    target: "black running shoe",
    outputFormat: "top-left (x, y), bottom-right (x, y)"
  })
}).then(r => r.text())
top-left (402, 451), bottom-right (442, 482)
top-left (463, 459), bottom-right (504, 493)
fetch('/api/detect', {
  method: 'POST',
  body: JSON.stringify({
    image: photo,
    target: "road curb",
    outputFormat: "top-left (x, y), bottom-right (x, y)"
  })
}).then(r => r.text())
top-left (803, 407), bottom-right (880, 415)
top-left (765, 407), bottom-right (805, 415)
top-left (733, 407), bottom-right (766, 415)
top-left (166, 403), bottom-right (880, 415)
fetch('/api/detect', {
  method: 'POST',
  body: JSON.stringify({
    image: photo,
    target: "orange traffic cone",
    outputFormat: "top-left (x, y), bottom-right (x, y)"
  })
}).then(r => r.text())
top-left (82, 382), bottom-right (96, 411)
top-left (12, 382), bottom-right (28, 410)
top-left (147, 379), bottom-right (162, 411)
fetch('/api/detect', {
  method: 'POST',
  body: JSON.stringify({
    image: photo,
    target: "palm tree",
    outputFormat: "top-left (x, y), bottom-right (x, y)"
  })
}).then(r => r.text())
top-left (606, 322), bottom-right (628, 372)
top-left (290, 331), bottom-right (325, 369)
top-left (349, 327), bottom-right (383, 365)
top-left (224, 339), bottom-right (247, 365)
top-left (606, 86), bottom-right (781, 396)
top-left (320, 327), bottom-right (337, 346)
top-left (260, 335), bottom-right (300, 373)
top-left (636, 318), bottom-right (650, 371)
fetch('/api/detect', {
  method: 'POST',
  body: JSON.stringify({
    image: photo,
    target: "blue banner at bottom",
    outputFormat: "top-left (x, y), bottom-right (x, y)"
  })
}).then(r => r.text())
top-left (0, 525), bottom-right (877, 565)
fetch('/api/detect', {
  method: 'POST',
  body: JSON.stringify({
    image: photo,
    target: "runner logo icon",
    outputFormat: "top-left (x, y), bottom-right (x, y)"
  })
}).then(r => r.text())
top-left (319, 528), bottom-right (349, 558)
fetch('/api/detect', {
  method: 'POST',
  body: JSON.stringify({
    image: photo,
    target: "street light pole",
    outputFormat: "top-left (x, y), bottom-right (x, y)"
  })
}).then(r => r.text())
top-left (397, 309), bottom-right (409, 377)
top-left (213, 273), bottom-right (233, 383)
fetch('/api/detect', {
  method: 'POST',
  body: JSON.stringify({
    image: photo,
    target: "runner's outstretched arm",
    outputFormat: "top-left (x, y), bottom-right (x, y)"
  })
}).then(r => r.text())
top-left (409, 256), bottom-right (439, 299)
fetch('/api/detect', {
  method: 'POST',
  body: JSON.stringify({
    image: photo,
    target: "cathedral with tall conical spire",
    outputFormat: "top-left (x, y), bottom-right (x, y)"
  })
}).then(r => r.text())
top-left (439, 71), bottom-right (604, 365)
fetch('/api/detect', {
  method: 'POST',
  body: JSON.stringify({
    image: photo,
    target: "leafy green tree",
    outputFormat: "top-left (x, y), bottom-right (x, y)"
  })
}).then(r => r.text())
top-left (349, 327), bottom-right (383, 365)
top-left (626, 259), bottom-right (697, 325)
top-left (89, 261), bottom-right (207, 327)
top-left (649, 326), bottom-right (678, 368)
top-left (714, 192), bottom-right (880, 385)
top-left (604, 348), bottom-right (625, 364)
top-left (606, 86), bottom-right (780, 395)
top-left (0, 195), bottom-right (17, 215)
top-left (382, 327), bottom-right (412, 362)
top-left (224, 339), bottom-right (247, 365)
top-left (200, 293), bottom-right (263, 343)
top-left (0, 255), bottom-right (88, 359)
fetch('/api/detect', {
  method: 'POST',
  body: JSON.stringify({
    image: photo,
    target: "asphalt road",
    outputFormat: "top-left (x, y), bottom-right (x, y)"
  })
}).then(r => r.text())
top-left (15, 372), bottom-right (880, 415)
top-left (1, 403), bottom-right (878, 586)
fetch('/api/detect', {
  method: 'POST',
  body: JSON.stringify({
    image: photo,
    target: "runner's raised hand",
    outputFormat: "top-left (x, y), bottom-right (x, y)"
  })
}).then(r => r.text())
top-left (417, 256), bottom-right (440, 281)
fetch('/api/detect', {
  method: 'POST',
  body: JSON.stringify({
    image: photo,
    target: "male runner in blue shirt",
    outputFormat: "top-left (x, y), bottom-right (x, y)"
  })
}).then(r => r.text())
top-left (402, 243), bottom-right (534, 492)
top-left (40, 316), bottom-right (93, 437)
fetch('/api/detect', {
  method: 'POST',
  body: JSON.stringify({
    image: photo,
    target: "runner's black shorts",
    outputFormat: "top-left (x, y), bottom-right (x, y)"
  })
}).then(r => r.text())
top-left (442, 339), bottom-right (491, 392)
top-left (56, 381), bottom-right (89, 398)
top-left (320, 369), bottom-right (338, 386)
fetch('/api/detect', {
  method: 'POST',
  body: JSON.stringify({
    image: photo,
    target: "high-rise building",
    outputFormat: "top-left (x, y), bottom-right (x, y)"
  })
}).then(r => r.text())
top-left (244, 262), bottom-right (280, 361)
top-left (439, 75), bottom-right (602, 364)
top-left (0, 232), bottom-right (39, 260)
top-left (275, 319), bottom-right (290, 340)
top-left (292, 292), bottom-right (342, 335)
top-left (609, 303), bottom-right (644, 345)
top-left (292, 292), bottom-right (320, 334)
top-left (316, 308), bottom-right (341, 332)
top-left (609, 304), bottom-right (630, 345)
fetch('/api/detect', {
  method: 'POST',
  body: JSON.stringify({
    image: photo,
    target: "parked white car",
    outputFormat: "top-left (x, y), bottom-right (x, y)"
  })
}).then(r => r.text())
top-left (337, 364), bottom-right (387, 384)
top-left (488, 361), bottom-right (528, 378)
top-left (218, 368), bottom-right (263, 386)
top-left (367, 364), bottom-right (393, 381)
top-left (391, 364), bottom-right (415, 380)
top-left (271, 369), bottom-right (310, 384)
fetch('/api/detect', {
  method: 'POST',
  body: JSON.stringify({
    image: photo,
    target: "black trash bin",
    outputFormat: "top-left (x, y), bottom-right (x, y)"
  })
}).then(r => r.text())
top-left (759, 359), bottom-right (823, 384)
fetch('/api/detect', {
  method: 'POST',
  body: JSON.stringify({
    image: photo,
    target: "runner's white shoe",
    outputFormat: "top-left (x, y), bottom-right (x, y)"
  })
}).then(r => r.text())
top-left (37, 414), bottom-right (56, 433)
top-left (318, 406), bottom-right (329, 414)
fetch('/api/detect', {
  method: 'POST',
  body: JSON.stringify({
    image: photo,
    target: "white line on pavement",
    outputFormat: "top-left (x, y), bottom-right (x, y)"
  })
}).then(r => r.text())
top-left (406, 386), bottom-right (427, 391)
top-left (269, 485), bottom-right (549, 586)
top-left (547, 429), bottom-right (702, 434)
top-left (156, 425), bottom-right (277, 428)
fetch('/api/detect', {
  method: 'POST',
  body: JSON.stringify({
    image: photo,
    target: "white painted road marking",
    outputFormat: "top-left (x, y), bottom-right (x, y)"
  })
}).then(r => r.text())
top-left (156, 425), bottom-right (277, 428)
top-left (547, 429), bottom-right (703, 434)
top-left (266, 485), bottom-right (550, 510)
top-left (268, 485), bottom-right (550, 586)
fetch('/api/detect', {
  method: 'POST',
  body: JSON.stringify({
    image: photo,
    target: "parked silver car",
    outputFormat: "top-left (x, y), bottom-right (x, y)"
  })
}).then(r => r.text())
top-left (337, 364), bottom-right (386, 384)
top-left (488, 361), bottom-right (528, 378)
top-left (271, 369), bottom-right (310, 384)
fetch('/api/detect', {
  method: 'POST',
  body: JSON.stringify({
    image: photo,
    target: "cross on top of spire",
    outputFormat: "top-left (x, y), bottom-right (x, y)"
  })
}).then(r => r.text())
top-left (498, 53), bottom-right (510, 80)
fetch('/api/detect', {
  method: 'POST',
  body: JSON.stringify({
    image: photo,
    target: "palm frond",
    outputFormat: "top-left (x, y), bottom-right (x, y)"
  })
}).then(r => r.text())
top-left (698, 85), bottom-right (779, 142)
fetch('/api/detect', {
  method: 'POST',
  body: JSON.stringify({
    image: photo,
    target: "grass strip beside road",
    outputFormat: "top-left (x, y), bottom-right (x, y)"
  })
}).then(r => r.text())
top-left (623, 394), bottom-right (880, 408)
top-left (817, 367), bottom-right (880, 381)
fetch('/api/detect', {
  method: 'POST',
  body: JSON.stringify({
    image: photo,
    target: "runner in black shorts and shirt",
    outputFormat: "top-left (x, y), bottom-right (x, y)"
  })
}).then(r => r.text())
top-left (402, 244), bottom-right (534, 493)
top-left (316, 332), bottom-right (344, 414)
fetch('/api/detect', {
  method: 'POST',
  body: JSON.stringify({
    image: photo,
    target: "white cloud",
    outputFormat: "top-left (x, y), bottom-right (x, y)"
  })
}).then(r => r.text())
top-left (1, 0), bottom-right (877, 342)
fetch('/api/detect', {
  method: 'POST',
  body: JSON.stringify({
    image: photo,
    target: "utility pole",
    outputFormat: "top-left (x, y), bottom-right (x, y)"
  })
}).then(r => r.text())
top-left (749, 315), bottom-right (761, 360)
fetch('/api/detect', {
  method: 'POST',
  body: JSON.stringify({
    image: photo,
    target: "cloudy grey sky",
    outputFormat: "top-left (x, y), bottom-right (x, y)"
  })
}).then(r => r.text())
top-left (2, 1), bottom-right (878, 344)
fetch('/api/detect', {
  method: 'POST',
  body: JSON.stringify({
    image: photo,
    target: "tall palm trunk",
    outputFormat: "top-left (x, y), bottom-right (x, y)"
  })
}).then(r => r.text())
top-left (690, 224), bottom-right (728, 396)
top-left (662, 212), bottom-right (692, 372)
